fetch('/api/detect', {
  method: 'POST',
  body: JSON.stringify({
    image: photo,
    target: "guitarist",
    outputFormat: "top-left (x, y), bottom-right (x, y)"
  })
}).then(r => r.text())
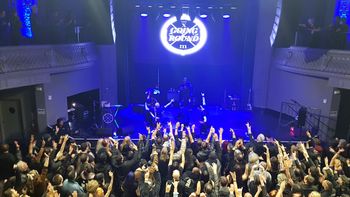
top-left (145, 90), bottom-right (174, 127)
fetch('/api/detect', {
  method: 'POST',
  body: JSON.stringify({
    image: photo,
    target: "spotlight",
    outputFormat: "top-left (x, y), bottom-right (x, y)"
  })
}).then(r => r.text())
top-left (135, 5), bottom-right (140, 8)
top-left (163, 13), bottom-right (171, 18)
top-left (223, 14), bottom-right (230, 19)
top-left (180, 13), bottom-right (191, 21)
top-left (200, 14), bottom-right (208, 18)
top-left (141, 13), bottom-right (148, 17)
top-left (72, 102), bottom-right (76, 107)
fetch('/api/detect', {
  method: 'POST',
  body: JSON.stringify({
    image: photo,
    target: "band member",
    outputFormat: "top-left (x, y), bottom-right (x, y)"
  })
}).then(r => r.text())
top-left (51, 118), bottom-right (70, 141)
top-left (178, 77), bottom-right (193, 107)
top-left (144, 89), bottom-right (174, 127)
top-left (145, 90), bottom-right (158, 127)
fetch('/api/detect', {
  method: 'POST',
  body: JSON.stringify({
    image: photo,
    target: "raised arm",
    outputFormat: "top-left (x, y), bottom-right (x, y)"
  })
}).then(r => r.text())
top-left (205, 127), bottom-right (214, 143)
top-left (263, 144), bottom-right (271, 171)
top-left (230, 129), bottom-right (237, 143)
top-left (168, 139), bottom-right (175, 166)
top-left (34, 139), bottom-right (46, 163)
top-left (180, 150), bottom-right (186, 169)
top-left (174, 122), bottom-right (180, 137)
top-left (191, 124), bottom-right (196, 136)
top-left (276, 180), bottom-right (286, 197)
top-left (105, 171), bottom-right (114, 197)
top-left (14, 141), bottom-right (22, 161)
top-left (28, 135), bottom-right (36, 157)
top-left (55, 135), bottom-right (69, 161)
top-left (187, 126), bottom-right (195, 144)
top-left (219, 128), bottom-right (224, 146)
top-left (245, 122), bottom-right (254, 142)
top-left (168, 122), bottom-right (173, 136)
top-left (195, 180), bottom-right (201, 196)
top-left (330, 148), bottom-right (344, 168)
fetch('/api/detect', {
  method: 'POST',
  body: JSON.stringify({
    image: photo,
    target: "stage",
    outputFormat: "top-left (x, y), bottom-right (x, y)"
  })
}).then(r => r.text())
top-left (75, 105), bottom-right (296, 141)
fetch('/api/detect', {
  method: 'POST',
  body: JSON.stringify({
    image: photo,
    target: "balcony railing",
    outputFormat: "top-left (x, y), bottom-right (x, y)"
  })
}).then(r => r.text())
top-left (274, 46), bottom-right (350, 78)
top-left (0, 43), bottom-right (97, 75)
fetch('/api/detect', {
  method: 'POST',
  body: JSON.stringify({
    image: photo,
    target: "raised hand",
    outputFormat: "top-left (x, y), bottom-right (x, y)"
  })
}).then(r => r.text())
top-left (165, 182), bottom-right (172, 193)
top-left (329, 147), bottom-right (336, 153)
top-left (175, 122), bottom-right (180, 129)
top-left (245, 122), bottom-right (252, 134)
top-left (338, 148), bottom-right (345, 153)
top-left (63, 135), bottom-right (69, 142)
top-left (306, 130), bottom-right (312, 138)
top-left (156, 122), bottom-right (161, 130)
top-left (219, 128), bottom-right (224, 135)
top-left (108, 171), bottom-right (114, 177)
top-left (55, 126), bottom-right (59, 134)
top-left (210, 126), bottom-right (215, 134)
top-left (14, 141), bottom-right (20, 150)
top-left (146, 126), bottom-right (151, 134)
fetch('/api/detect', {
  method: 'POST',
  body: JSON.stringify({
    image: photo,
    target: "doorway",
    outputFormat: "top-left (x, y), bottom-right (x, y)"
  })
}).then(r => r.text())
top-left (335, 89), bottom-right (350, 140)
top-left (0, 100), bottom-right (24, 143)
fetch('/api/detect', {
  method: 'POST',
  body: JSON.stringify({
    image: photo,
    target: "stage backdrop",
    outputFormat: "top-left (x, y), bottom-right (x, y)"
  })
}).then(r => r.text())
top-left (116, 0), bottom-right (258, 106)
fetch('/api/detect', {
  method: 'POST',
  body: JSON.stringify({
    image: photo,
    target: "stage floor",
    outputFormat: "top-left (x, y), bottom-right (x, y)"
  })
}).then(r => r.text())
top-left (81, 105), bottom-right (297, 141)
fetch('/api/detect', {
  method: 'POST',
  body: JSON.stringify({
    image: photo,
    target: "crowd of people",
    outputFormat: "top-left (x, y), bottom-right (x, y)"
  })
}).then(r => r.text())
top-left (297, 17), bottom-right (349, 49)
top-left (0, 8), bottom-right (77, 46)
top-left (0, 120), bottom-right (350, 197)
top-left (0, 10), bottom-right (21, 46)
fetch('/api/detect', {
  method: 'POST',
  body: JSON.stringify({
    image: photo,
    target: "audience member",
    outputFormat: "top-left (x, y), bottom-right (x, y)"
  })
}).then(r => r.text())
top-left (0, 120), bottom-right (349, 197)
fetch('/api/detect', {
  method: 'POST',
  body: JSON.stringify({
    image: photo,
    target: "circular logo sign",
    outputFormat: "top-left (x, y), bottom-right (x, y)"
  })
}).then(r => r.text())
top-left (160, 14), bottom-right (207, 56)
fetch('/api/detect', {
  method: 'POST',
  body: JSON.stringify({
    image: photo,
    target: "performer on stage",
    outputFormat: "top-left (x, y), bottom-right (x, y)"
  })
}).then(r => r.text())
top-left (178, 77), bottom-right (193, 107)
top-left (144, 89), bottom-right (174, 127)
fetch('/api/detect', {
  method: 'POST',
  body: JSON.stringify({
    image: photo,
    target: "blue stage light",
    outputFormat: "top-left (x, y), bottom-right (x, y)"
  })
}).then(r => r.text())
top-left (17, 0), bottom-right (35, 38)
top-left (141, 13), bottom-right (148, 17)
top-left (223, 14), bottom-right (230, 19)
top-left (163, 13), bottom-right (171, 18)
top-left (200, 14), bottom-right (208, 18)
top-left (335, 0), bottom-right (350, 20)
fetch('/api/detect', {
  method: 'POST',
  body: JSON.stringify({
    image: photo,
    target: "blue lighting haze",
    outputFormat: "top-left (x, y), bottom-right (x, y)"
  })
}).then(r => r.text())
top-left (17, 0), bottom-right (35, 38)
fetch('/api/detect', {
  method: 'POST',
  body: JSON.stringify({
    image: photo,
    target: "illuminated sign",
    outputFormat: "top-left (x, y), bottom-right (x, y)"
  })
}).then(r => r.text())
top-left (160, 14), bottom-right (207, 56)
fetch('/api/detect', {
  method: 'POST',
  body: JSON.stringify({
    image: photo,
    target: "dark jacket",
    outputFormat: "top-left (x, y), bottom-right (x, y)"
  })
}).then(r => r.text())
top-left (0, 152), bottom-right (16, 180)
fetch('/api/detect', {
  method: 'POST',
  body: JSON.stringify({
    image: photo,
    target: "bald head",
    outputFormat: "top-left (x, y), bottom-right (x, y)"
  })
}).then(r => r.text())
top-left (172, 169), bottom-right (180, 181)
